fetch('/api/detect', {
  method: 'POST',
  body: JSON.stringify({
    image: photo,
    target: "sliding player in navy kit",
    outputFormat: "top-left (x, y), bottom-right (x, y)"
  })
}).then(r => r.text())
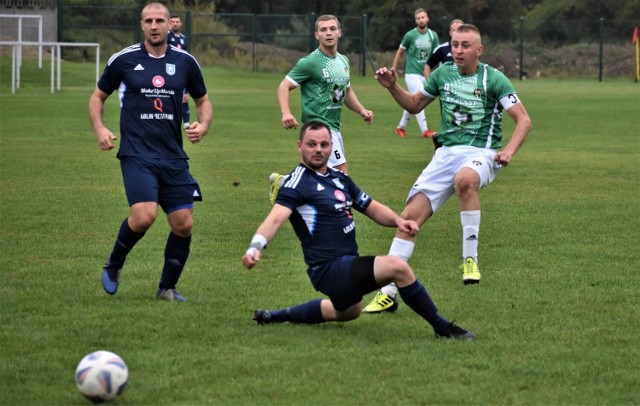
top-left (89, 2), bottom-right (213, 301)
top-left (241, 121), bottom-right (475, 340)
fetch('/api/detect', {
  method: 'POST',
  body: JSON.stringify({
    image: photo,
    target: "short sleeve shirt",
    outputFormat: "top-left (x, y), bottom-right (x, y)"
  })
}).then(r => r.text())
top-left (399, 28), bottom-right (440, 75)
top-left (97, 43), bottom-right (207, 158)
top-left (275, 164), bottom-right (373, 267)
top-left (285, 48), bottom-right (351, 131)
top-left (422, 62), bottom-right (518, 149)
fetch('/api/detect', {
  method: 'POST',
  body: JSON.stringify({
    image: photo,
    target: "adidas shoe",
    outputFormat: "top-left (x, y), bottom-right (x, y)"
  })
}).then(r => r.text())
top-left (101, 256), bottom-right (121, 295)
top-left (268, 173), bottom-right (286, 205)
top-left (156, 288), bottom-right (187, 302)
top-left (253, 309), bottom-right (273, 325)
top-left (435, 321), bottom-right (477, 340)
top-left (394, 127), bottom-right (406, 138)
top-left (362, 291), bottom-right (399, 314)
top-left (461, 257), bottom-right (481, 285)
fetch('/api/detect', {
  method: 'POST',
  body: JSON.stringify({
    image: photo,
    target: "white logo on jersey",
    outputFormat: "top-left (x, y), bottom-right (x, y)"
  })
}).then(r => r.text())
top-left (332, 179), bottom-right (345, 190)
top-left (323, 68), bottom-right (330, 78)
top-left (317, 183), bottom-right (324, 191)
top-left (134, 64), bottom-right (145, 71)
top-left (166, 64), bottom-right (176, 76)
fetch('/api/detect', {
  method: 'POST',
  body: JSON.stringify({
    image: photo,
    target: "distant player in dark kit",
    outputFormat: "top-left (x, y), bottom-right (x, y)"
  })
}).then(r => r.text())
top-left (168, 14), bottom-right (191, 129)
top-left (242, 120), bottom-right (475, 340)
top-left (89, 2), bottom-right (213, 301)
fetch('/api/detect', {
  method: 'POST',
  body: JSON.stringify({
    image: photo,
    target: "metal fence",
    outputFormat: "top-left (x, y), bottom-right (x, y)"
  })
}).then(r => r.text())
top-left (15, 3), bottom-right (639, 80)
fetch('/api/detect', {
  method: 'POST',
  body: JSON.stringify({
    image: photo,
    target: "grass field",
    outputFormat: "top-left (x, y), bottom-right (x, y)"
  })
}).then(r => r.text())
top-left (1, 58), bottom-right (639, 404)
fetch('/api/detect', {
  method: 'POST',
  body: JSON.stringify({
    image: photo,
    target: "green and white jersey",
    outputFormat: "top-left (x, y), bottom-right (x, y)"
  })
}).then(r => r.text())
top-left (423, 62), bottom-right (520, 149)
top-left (399, 28), bottom-right (439, 75)
top-left (285, 48), bottom-right (351, 131)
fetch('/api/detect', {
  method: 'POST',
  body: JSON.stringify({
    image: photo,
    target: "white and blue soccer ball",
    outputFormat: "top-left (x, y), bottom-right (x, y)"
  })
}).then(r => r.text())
top-left (75, 351), bottom-right (128, 402)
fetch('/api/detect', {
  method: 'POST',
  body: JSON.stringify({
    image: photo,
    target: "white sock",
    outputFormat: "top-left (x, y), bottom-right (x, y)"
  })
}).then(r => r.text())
top-left (398, 112), bottom-right (411, 128)
top-left (461, 210), bottom-right (480, 262)
top-left (389, 237), bottom-right (415, 262)
top-left (416, 111), bottom-right (428, 132)
top-left (380, 238), bottom-right (415, 298)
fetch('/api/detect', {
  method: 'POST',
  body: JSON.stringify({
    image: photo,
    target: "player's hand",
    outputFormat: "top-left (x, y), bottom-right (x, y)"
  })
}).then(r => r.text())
top-left (361, 109), bottom-right (374, 124)
top-left (494, 151), bottom-right (513, 166)
top-left (374, 67), bottom-right (398, 89)
top-left (242, 249), bottom-right (262, 269)
top-left (185, 122), bottom-right (207, 144)
top-left (282, 113), bottom-right (299, 130)
top-left (398, 219), bottom-right (420, 237)
top-left (95, 127), bottom-right (117, 151)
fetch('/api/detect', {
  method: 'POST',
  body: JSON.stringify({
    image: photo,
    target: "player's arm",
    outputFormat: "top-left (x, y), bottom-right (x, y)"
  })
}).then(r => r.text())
top-left (185, 94), bottom-right (213, 144)
top-left (494, 99), bottom-right (532, 166)
top-left (242, 204), bottom-right (293, 269)
top-left (364, 200), bottom-right (419, 237)
top-left (391, 47), bottom-right (405, 73)
top-left (423, 64), bottom-right (432, 78)
top-left (277, 78), bottom-right (299, 129)
top-left (344, 87), bottom-right (373, 123)
top-left (375, 67), bottom-right (434, 114)
top-left (88, 87), bottom-right (117, 151)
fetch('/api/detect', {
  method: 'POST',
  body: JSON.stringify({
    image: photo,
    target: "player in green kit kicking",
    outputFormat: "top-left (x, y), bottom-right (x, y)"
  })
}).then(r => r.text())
top-left (270, 14), bottom-right (373, 204)
top-left (364, 24), bottom-right (532, 313)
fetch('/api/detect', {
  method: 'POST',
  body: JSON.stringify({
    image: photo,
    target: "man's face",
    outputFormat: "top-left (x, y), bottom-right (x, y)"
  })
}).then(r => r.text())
top-left (298, 127), bottom-right (332, 171)
top-left (449, 22), bottom-right (463, 38)
top-left (315, 19), bottom-right (341, 48)
top-left (451, 30), bottom-right (483, 73)
top-left (415, 12), bottom-right (428, 29)
top-left (169, 17), bottom-right (182, 33)
top-left (141, 5), bottom-right (169, 46)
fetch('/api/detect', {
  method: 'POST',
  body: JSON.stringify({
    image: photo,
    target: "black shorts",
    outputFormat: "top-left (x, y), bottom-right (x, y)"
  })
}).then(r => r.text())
top-left (120, 156), bottom-right (202, 214)
top-left (307, 255), bottom-right (380, 311)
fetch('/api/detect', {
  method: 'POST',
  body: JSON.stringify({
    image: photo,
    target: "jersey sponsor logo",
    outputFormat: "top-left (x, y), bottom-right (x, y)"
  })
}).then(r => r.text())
top-left (343, 221), bottom-right (355, 234)
top-left (331, 84), bottom-right (345, 103)
top-left (166, 63), bottom-right (176, 76)
top-left (153, 98), bottom-right (163, 112)
top-left (152, 75), bottom-right (165, 87)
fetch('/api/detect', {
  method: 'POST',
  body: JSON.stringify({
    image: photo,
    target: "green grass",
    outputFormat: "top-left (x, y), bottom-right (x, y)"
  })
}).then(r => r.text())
top-left (1, 58), bottom-right (639, 404)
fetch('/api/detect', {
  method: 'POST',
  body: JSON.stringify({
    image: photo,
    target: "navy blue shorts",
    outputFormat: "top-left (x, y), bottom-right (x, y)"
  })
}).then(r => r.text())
top-left (120, 157), bottom-right (202, 214)
top-left (307, 255), bottom-right (379, 311)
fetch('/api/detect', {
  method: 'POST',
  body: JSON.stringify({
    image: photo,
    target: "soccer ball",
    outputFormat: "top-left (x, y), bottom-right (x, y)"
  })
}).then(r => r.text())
top-left (75, 351), bottom-right (128, 402)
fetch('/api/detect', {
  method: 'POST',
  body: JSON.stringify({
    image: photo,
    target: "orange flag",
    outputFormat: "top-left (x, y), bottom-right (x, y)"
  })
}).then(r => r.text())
top-left (633, 26), bottom-right (638, 44)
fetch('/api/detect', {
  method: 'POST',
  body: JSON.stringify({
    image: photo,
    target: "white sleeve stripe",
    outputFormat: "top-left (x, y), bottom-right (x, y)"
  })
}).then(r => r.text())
top-left (284, 166), bottom-right (305, 189)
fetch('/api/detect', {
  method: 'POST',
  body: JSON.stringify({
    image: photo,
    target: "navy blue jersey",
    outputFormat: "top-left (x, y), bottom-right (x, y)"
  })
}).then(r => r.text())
top-left (275, 164), bottom-right (373, 266)
top-left (426, 42), bottom-right (452, 69)
top-left (97, 43), bottom-right (206, 159)
top-left (168, 31), bottom-right (188, 52)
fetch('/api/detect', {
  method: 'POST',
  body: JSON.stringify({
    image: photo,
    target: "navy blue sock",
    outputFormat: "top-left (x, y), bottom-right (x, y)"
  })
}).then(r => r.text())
top-left (109, 218), bottom-right (145, 267)
top-left (269, 299), bottom-right (324, 324)
top-left (159, 233), bottom-right (191, 289)
top-left (398, 280), bottom-right (449, 331)
top-left (182, 102), bottom-right (190, 124)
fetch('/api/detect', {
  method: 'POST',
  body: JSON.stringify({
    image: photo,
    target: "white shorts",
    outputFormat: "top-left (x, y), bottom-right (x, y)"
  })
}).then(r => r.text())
top-left (407, 146), bottom-right (501, 212)
top-left (328, 128), bottom-right (347, 167)
top-left (404, 73), bottom-right (425, 93)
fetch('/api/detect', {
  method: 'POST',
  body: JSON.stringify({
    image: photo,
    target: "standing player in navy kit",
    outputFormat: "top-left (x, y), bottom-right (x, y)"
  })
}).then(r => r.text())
top-left (241, 121), bottom-right (475, 340)
top-left (167, 14), bottom-right (191, 129)
top-left (89, 2), bottom-right (212, 301)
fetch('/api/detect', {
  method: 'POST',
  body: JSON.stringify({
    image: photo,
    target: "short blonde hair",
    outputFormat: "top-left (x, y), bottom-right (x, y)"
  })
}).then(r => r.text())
top-left (315, 15), bottom-right (340, 31)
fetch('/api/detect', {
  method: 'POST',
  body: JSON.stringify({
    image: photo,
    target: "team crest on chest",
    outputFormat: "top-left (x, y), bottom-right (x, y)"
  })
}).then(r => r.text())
top-left (166, 63), bottom-right (176, 76)
top-left (474, 88), bottom-right (482, 98)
